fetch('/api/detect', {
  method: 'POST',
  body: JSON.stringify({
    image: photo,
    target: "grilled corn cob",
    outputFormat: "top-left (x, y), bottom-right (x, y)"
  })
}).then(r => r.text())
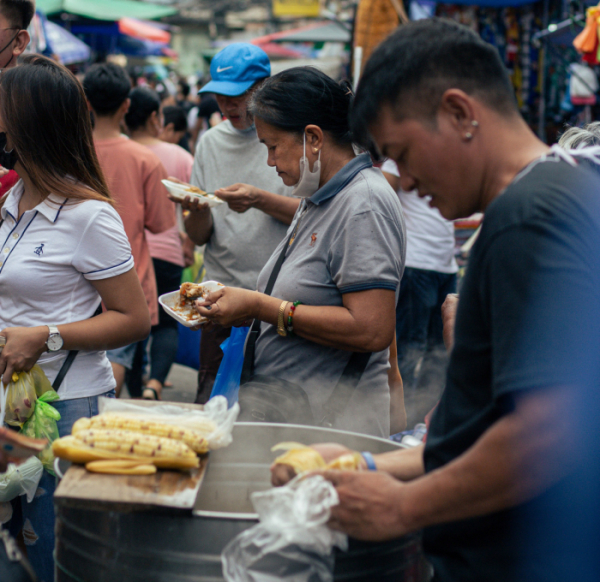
top-left (52, 430), bottom-right (199, 471)
top-left (85, 460), bottom-right (157, 475)
top-left (72, 414), bottom-right (214, 453)
top-left (271, 442), bottom-right (364, 473)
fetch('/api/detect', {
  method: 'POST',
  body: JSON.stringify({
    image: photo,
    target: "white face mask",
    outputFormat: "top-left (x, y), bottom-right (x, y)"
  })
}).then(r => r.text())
top-left (292, 133), bottom-right (321, 198)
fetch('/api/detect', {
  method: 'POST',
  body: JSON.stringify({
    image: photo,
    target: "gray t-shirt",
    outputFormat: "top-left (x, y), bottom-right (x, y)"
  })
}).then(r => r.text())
top-left (253, 155), bottom-right (406, 437)
top-left (191, 120), bottom-right (292, 289)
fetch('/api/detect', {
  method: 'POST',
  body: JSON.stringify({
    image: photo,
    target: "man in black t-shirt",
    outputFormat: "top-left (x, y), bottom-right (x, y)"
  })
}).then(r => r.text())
top-left (279, 19), bottom-right (600, 582)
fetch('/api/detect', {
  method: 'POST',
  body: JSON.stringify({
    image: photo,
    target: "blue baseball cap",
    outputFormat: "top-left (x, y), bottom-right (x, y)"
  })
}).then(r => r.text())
top-left (200, 43), bottom-right (271, 97)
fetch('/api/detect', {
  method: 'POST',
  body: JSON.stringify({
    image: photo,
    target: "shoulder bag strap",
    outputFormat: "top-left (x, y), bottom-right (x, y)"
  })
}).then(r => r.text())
top-left (52, 303), bottom-right (103, 391)
top-left (240, 225), bottom-right (296, 385)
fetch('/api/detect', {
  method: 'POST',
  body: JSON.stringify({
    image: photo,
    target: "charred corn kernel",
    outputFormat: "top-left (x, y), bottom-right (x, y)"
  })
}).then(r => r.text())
top-left (85, 460), bottom-right (157, 475)
top-left (271, 442), bottom-right (326, 473)
top-left (72, 414), bottom-right (214, 453)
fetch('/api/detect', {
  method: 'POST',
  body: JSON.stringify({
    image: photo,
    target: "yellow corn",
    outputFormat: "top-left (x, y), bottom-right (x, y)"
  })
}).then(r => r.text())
top-left (72, 414), bottom-right (214, 453)
top-left (271, 442), bottom-right (363, 473)
top-left (85, 460), bottom-right (157, 475)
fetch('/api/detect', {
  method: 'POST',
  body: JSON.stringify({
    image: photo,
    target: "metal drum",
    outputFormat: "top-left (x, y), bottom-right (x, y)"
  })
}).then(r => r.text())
top-left (55, 422), bottom-right (427, 581)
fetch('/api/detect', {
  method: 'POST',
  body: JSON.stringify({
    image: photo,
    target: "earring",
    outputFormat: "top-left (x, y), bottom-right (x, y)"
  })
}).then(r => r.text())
top-left (471, 120), bottom-right (479, 127)
top-left (313, 148), bottom-right (319, 153)
top-left (465, 132), bottom-right (473, 140)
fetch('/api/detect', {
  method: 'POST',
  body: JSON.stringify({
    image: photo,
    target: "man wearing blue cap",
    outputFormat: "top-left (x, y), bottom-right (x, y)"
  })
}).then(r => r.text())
top-left (181, 43), bottom-right (300, 403)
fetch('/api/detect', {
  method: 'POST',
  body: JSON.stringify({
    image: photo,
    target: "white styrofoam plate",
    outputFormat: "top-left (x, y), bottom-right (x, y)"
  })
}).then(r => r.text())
top-left (161, 179), bottom-right (224, 207)
top-left (159, 281), bottom-right (225, 328)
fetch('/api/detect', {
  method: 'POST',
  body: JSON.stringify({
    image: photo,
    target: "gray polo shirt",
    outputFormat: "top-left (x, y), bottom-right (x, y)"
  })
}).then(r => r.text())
top-left (253, 154), bottom-right (406, 437)
top-left (191, 120), bottom-right (293, 290)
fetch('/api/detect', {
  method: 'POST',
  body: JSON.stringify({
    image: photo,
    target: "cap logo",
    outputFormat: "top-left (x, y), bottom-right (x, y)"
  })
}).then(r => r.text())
top-left (216, 66), bottom-right (233, 73)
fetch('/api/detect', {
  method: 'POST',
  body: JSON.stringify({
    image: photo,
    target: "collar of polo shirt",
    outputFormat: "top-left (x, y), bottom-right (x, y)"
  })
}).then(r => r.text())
top-left (1, 181), bottom-right (67, 224)
top-left (308, 154), bottom-right (373, 206)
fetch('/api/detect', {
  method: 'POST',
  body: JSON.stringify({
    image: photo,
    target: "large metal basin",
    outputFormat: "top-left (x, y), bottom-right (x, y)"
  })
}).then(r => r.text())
top-left (55, 422), bottom-right (427, 581)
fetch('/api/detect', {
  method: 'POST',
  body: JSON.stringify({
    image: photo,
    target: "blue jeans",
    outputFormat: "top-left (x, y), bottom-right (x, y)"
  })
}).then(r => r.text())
top-left (8, 389), bottom-right (115, 582)
top-left (396, 267), bottom-right (457, 392)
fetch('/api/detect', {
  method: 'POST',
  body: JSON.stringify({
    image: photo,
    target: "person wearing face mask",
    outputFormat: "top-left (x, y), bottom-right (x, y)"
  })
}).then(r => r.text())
top-left (193, 67), bottom-right (406, 437)
top-left (0, 0), bottom-right (35, 198)
top-left (176, 43), bottom-right (300, 404)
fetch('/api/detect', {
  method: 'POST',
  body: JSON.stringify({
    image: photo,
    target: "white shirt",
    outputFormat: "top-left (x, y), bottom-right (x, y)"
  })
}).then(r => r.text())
top-left (0, 181), bottom-right (134, 400)
top-left (381, 160), bottom-right (458, 274)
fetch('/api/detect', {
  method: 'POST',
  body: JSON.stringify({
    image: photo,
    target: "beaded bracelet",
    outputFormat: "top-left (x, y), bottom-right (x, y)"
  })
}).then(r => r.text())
top-left (286, 301), bottom-right (302, 335)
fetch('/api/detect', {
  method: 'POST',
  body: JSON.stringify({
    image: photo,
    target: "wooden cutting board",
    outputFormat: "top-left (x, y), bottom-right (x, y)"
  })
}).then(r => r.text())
top-left (54, 454), bottom-right (209, 512)
top-left (54, 399), bottom-right (209, 512)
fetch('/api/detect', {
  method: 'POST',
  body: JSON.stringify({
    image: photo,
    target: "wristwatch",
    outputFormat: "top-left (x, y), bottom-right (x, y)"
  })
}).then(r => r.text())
top-left (46, 325), bottom-right (64, 352)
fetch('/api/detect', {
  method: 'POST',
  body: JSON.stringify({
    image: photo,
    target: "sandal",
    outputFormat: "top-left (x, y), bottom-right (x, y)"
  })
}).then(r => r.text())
top-left (142, 387), bottom-right (160, 400)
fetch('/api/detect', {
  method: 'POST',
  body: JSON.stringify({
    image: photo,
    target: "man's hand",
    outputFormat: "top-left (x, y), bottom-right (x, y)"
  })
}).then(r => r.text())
top-left (214, 183), bottom-right (260, 213)
top-left (323, 470), bottom-right (413, 541)
top-left (441, 293), bottom-right (459, 352)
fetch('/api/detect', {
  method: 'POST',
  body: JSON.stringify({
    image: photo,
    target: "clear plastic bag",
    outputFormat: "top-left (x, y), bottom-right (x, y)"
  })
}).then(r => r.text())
top-left (0, 456), bottom-right (44, 503)
top-left (20, 391), bottom-right (61, 474)
top-left (99, 395), bottom-right (239, 450)
top-left (1, 365), bottom-right (53, 427)
top-left (222, 475), bottom-right (348, 582)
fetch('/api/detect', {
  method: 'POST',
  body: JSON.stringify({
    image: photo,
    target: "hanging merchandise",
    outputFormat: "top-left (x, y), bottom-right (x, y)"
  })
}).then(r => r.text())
top-left (573, 5), bottom-right (600, 64)
top-left (569, 62), bottom-right (598, 105)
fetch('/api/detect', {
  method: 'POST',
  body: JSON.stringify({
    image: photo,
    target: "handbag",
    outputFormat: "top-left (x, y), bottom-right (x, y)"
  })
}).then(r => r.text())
top-left (239, 211), bottom-right (371, 427)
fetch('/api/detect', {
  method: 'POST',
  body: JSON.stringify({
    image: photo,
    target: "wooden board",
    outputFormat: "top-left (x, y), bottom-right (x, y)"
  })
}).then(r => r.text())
top-left (54, 454), bottom-right (209, 512)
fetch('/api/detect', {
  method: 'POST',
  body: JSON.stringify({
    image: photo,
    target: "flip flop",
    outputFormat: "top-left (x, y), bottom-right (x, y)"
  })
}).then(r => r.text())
top-left (142, 387), bottom-right (160, 401)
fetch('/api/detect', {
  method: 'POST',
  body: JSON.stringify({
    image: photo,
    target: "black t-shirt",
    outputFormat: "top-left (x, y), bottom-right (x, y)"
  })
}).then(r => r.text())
top-left (423, 153), bottom-right (600, 582)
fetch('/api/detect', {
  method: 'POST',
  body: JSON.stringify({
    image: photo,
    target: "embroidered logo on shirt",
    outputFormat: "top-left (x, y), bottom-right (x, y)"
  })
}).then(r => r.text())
top-left (309, 233), bottom-right (318, 247)
top-left (34, 243), bottom-right (44, 256)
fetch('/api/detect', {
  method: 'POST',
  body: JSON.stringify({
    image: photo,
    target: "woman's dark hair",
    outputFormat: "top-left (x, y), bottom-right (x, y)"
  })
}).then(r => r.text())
top-left (83, 62), bottom-right (131, 116)
top-left (163, 105), bottom-right (188, 132)
top-left (0, 54), bottom-right (112, 206)
top-left (249, 67), bottom-right (353, 145)
top-left (125, 87), bottom-right (161, 131)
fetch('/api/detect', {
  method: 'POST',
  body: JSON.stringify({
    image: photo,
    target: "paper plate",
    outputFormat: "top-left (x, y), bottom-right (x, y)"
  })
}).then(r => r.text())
top-left (161, 179), bottom-right (224, 207)
top-left (159, 281), bottom-right (225, 328)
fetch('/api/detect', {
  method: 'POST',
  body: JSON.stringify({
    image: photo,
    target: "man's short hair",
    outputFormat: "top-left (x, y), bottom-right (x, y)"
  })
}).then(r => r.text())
top-left (0, 0), bottom-right (35, 29)
top-left (83, 63), bottom-right (132, 116)
top-left (351, 18), bottom-right (518, 152)
top-left (162, 105), bottom-right (188, 132)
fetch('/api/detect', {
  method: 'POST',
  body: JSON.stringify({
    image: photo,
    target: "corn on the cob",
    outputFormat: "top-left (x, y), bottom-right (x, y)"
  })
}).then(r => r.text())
top-left (85, 460), bottom-right (157, 475)
top-left (52, 431), bottom-right (200, 471)
top-left (271, 442), bottom-right (364, 474)
top-left (72, 414), bottom-right (213, 453)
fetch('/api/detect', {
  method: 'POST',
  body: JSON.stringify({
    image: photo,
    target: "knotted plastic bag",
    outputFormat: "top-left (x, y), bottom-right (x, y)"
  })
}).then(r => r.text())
top-left (20, 391), bottom-right (61, 475)
top-left (2, 365), bottom-right (53, 427)
top-left (222, 475), bottom-right (348, 582)
top-left (0, 456), bottom-right (44, 504)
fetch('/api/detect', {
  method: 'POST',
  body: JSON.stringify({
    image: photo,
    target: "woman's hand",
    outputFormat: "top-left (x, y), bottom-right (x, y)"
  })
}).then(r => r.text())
top-left (195, 287), bottom-right (262, 328)
top-left (214, 183), bottom-right (260, 213)
top-left (0, 326), bottom-right (48, 385)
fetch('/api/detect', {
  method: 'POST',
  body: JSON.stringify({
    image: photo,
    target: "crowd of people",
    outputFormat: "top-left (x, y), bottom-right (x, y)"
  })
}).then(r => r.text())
top-left (0, 0), bottom-right (600, 581)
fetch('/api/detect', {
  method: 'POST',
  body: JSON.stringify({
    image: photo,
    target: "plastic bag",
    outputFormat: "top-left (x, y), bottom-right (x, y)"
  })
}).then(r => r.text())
top-left (0, 456), bottom-right (44, 504)
top-left (222, 475), bottom-right (348, 582)
top-left (20, 391), bottom-right (61, 475)
top-left (1, 365), bottom-right (53, 427)
top-left (211, 326), bottom-right (250, 407)
top-left (99, 395), bottom-right (239, 451)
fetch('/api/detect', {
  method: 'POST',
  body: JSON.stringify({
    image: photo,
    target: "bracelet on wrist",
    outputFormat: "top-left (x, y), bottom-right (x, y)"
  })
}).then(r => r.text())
top-left (286, 301), bottom-right (302, 335)
top-left (361, 451), bottom-right (377, 471)
top-left (277, 300), bottom-right (290, 337)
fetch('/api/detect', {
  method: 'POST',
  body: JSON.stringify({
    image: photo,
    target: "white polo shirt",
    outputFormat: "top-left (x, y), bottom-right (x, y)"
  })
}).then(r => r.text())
top-left (0, 181), bottom-right (134, 400)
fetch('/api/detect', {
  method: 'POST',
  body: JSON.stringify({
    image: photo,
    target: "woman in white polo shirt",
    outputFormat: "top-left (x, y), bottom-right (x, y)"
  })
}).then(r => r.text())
top-left (194, 67), bottom-right (406, 438)
top-left (0, 56), bottom-right (150, 581)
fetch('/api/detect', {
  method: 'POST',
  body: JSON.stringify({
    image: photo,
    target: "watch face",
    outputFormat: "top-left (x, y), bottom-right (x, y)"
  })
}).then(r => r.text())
top-left (47, 334), bottom-right (63, 351)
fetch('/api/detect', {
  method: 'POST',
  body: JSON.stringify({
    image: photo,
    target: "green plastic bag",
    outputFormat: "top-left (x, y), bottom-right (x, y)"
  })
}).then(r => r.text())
top-left (20, 391), bottom-right (61, 475)
top-left (3, 365), bottom-right (53, 427)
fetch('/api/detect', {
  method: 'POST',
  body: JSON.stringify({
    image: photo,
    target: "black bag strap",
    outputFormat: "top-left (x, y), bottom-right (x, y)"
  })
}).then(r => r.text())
top-left (52, 303), bottom-right (103, 391)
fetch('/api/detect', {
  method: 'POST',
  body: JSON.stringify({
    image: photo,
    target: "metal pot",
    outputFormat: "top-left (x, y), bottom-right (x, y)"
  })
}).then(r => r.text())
top-left (55, 422), bottom-right (427, 581)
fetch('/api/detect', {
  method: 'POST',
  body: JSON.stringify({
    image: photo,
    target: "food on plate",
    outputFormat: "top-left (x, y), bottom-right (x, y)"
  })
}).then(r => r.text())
top-left (185, 185), bottom-right (219, 201)
top-left (180, 282), bottom-right (211, 301)
top-left (52, 429), bottom-right (200, 471)
top-left (271, 441), bottom-right (363, 475)
top-left (72, 413), bottom-right (214, 454)
top-left (172, 282), bottom-right (224, 323)
top-left (85, 459), bottom-right (157, 475)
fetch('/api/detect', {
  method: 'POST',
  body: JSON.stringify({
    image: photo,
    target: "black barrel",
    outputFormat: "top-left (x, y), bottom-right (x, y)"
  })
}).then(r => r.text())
top-left (55, 422), bottom-right (429, 581)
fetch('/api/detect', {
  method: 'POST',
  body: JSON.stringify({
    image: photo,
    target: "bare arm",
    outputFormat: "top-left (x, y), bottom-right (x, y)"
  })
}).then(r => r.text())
top-left (215, 183), bottom-right (300, 226)
top-left (324, 386), bottom-right (576, 540)
top-left (0, 269), bottom-right (151, 384)
top-left (196, 287), bottom-right (396, 353)
top-left (388, 335), bottom-right (407, 434)
top-left (183, 200), bottom-right (213, 246)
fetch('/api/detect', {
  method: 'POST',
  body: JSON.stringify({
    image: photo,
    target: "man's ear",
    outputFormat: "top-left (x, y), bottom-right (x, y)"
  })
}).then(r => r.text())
top-left (12, 30), bottom-right (30, 58)
top-left (164, 122), bottom-right (175, 133)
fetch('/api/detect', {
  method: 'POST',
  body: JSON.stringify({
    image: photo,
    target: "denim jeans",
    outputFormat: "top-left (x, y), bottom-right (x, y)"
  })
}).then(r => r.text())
top-left (396, 267), bottom-right (457, 392)
top-left (8, 389), bottom-right (115, 582)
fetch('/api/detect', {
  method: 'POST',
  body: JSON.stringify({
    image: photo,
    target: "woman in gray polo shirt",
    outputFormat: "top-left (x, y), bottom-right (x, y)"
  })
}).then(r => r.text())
top-left (195, 67), bottom-right (406, 437)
